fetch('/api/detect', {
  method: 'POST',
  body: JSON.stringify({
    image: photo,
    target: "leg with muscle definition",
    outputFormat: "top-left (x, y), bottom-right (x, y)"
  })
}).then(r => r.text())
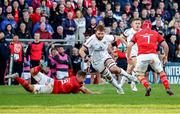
top-left (101, 68), bottom-right (124, 94)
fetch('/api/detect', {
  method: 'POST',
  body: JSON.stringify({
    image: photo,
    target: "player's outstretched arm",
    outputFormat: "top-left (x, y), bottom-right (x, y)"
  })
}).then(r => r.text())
top-left (80, 86), bottom-right (100, 94)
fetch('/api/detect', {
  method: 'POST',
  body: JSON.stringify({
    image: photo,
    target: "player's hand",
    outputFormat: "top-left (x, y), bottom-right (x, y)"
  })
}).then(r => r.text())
top-left (84, 55), bottom-right (91, 63)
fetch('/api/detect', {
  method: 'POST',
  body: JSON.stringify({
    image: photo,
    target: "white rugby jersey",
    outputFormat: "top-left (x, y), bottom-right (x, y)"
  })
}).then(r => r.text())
top-left (123, 28), bottom-right (142, 57)
top-left (83, 34), bottom-right (115, 62)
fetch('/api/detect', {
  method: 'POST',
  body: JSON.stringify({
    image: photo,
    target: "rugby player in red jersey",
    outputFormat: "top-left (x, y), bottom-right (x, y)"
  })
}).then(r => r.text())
top-left (127, 20), bottom-right (174, 96)
top-left (6, 64), bottom-right (96, 94)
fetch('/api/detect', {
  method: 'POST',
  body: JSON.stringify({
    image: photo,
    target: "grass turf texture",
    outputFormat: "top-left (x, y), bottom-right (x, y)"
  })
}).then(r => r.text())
top-left (0, 84), bottom-right (179, 114)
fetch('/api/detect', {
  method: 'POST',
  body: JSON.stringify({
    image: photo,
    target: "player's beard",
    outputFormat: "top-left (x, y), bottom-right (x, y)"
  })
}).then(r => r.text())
top-left (95, 35), bottom-right (103, 41)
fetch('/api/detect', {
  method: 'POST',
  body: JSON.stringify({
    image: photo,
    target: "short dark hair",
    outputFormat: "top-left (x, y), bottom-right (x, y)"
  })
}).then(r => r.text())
top-left (95, 24), bottom-right (105, 32)
top-left (77, 70), bottom-right (87, 78)
top-left (131, 18), bottom-right (142, 23)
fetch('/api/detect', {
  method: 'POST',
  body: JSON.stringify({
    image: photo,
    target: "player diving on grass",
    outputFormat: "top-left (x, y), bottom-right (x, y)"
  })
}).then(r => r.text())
top-left (79, 24), bottom-right (138, 94)
top-left (6, 63), bottom-right (97, 94)
top-left (126, 20), bottom-right (174, 96)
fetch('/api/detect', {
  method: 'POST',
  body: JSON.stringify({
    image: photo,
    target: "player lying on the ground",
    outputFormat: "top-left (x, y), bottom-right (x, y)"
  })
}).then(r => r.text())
top-left (6, 65), bottom-right (97, 94)
top-left (127, 20), bottom-right (174, 96)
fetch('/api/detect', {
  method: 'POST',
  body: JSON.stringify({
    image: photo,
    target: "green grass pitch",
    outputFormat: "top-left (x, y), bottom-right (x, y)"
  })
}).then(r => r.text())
top-left (0, 84), bottom-right (180, 114)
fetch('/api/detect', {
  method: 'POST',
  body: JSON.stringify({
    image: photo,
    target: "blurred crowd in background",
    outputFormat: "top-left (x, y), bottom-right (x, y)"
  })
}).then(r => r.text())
top-left (0, 0), bottom-right (180, 85)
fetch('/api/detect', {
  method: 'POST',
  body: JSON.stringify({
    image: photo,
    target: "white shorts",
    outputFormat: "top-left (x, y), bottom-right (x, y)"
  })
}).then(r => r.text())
top-left (92, 56), bottom-right (115, 73)
top-left (134, 54), bottom-right (163, 75)
top-left (56, 71), bottom-right (68, 80)
top-left (33, 72), bottom-right (54, 94)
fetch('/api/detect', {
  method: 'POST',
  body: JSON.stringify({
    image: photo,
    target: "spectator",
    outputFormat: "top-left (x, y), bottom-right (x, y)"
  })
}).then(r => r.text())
top-left (36, 22), bottom-right (52, 39)
top-left (55, 47), bottom-right (71, 80)
top-left (123, 3), bottom-right (132, 18)
top-left (91, 0), bottom-right (98, 16)
top-left (30, 7), bottom-right (41, 25)
top-left (54, 4), bottom-right (67, 27)
top-left (49, 1), bottom-right (58, 30)
top-left (6, 5), bottom-right (13, 14)
top-left (71, 47), bottom-right (82, 75)
top-left (32, 0), bottom-right (41, 9)
top-left (48, 47), bottom-right (58, 79)
top-left (98, 0), bottom-right (109, 12)
top-left (4, 24), bottom-right (15, 39)
top-left (106, 3), bottom-right (112, 12)
top-left (149, 8), bottom-right (156, 22)
top-left (17, 22), bottom-right (32, 39)
top-left (169, 12), bottom-right (180, 28)
top-left (131, 0), bottom-right (141, 12)
top-left (26, 32), bottom-right (47, 84)
top-left (33, 16), bottom-right (54, 35)
top-left (9, 35), bottom-right (24, 84)
top-left (0, 7), bottom-right (3, 23)
top-left (12, 1), bottom-right (20, 23)
top-left (168, 34), bottom-right (177, 62)
top-left (0, 31), bottom-right (9, 85)
top-left (118, 21), bottom-right (126, 34)
top-left (53, 26), bottom-right (65, 40)
top-left (19, 11), bottom-right (33, 35)
top-left (19, 0), bottom-right (29, 11)
top-left (40, 0), bottom-right (50, 17)
top-left (84, 7), bottom-right (93, 27)
top-left (152, 18), bottom-right (165, 33)
top-left (110, 21), bottom-right (121, 35)
top-left (84, 17), bottom-right (97, 38)
top-left (140, 9), bottom-right (149, 21)
top-left (104, 10), bottom-right (116, 33)
top-left (113, 2), bottom-right (122, 21)
top-left (170, 2), bottom-right (179, 17)
top-left (175, 44), bottom-right (180, 62)
top-left (0, 13), bottom-right (17, 32)
top-left (74, 10), bottom-right (86, 45)
top-left (63, 12), bottom-right (77, 46)
top-left (75, 1), bottom-right (87, 17)
top-left (64, 1), bottom-right (75, 17)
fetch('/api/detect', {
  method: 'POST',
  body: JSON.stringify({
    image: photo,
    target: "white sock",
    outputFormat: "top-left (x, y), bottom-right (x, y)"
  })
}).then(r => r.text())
top-left (119, 76), bottom-right (128, 87)
top-left (120, 68), bottom-right (138, 82)
top-left (110, 77), bottom-right (121, 90)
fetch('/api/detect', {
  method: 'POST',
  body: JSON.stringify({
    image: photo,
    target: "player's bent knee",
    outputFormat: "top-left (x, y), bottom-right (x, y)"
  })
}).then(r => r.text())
top-left (109, 66), bottom-right (120, 74)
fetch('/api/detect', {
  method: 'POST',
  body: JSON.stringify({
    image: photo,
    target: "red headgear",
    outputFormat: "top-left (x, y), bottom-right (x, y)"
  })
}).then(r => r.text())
top-left (142, 20), bottom-right (152, 29)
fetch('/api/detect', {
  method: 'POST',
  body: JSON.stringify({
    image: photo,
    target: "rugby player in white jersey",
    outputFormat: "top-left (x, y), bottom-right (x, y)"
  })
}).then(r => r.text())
top-left (79, 24), bottom-right (138, 94)
top-left (119, 18), bottom-right (142, 93)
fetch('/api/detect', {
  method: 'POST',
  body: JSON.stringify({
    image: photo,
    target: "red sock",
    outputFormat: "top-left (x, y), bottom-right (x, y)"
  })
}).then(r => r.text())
top-left (140, 77), bottom-right (150, 88)
top-left (160, 72), bottom-right (169, 89)
top-left (32, 66), bottom-right (41, 75)
top-left (15, 77), bottom-right (33, 92)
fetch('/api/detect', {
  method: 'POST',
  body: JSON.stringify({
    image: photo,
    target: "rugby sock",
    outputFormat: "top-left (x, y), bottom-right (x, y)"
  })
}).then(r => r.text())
top-left (16, 77), bottom-right (33, 92)
top-left (110, 77), bottom-right (121, 90)
top-left (119, 76), bottom-right (128, 87)
top-left (140, 77), bottom-right (150, 88)
top-left (160, 72), bottom-right (169, 89)
top-left (32, 66), bottom-right (42, 75)
top-left (120, 68), bottom-right (138, 82)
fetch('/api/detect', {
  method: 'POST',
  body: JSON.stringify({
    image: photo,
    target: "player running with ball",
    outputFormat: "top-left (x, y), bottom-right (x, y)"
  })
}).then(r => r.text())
top-left (79, 24), bottom-right (138, 94)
